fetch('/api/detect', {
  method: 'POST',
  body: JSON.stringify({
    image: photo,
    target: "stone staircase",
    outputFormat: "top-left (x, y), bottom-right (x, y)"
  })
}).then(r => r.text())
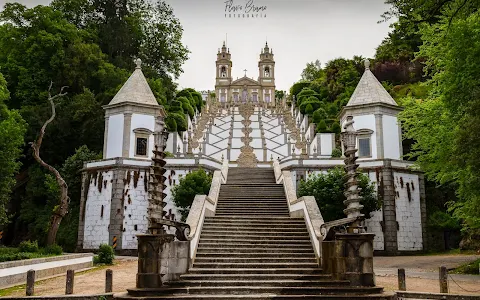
top-left (121, 168), bottom-right (394, 299)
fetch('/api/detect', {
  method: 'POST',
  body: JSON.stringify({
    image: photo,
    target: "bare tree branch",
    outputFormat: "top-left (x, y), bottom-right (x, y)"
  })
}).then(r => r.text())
top-left (30, 82), bottom-right (69, 245)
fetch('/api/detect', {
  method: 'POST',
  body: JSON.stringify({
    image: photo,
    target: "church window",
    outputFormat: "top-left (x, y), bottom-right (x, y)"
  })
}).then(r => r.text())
top-left (133, 128), bottom-right (152, 158)
top-left (356, 129), bottom-right (373, 158)
top-left (233, 93), bottom-right (239, 102)
top-left (136, 137), bottom-right (148, 156)
top-left (252, 93), bottom-right (258, 102)
top-left (220, 66), bottom-right (227, 77)
top-left (264, 67), bottom-right (270, 77)
top-left (265, 94), bottom-right (270, 102)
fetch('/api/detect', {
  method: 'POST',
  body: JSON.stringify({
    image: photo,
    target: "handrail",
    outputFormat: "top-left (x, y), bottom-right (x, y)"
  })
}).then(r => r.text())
top-left (278, 164), bottom-right (325, 266)
top-left (185, 159), bottom-right (229, 260)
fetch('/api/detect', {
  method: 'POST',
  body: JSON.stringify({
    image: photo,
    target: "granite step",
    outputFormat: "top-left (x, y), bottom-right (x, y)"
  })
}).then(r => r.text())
top-left (193, 258), bottom-right (317, 264)
top-left (192, 262), bottom-right (319, 269)
top-left (197, 243), bottom-right (313, 249)
top-left (179, 273), bottom-right (331, 281)
top-left (125, 286), bottom-right (386, 296)
top-left (186, 268), bottom-right (323, 275)
top-left (194, 252), bottom-right (316, 258)
top-left (195, 247), bottom-right (314, 254)
top-left (175, 279), bottom-right (350, 288)
top-left (116, 292), bottom-right (395, 299)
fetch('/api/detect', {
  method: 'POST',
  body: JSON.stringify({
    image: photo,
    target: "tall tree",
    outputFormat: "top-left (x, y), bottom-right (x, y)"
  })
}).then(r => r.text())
top-left (30, 83), bottom-right (69, 245)
top-left (0, 73), bottom-right (26, 225)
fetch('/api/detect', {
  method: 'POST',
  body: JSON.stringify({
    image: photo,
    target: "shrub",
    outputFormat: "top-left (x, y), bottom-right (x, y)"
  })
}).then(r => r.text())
top-left (165, 115), bottom-right (177, 132)
top-left (297, 167), bottom-right (380, 222)
top-left (316, 120), bottom-right (327, 133)
top-left (331, 148), bottom-right (342, 157)
top-left (18, 241), bottom-right (39, 253)
top-left (94, 244), bottom-right (114, 265)
top-left (331, 122), bottom-right (341, 134)
top-left (172, 169), bottom-right (212, 220)
top-left (305, 103), bottom-right (314, 115)
top-left (43, 244), bottom-right (63, 255)
top-left (313, 108), bottom-right (327, 124)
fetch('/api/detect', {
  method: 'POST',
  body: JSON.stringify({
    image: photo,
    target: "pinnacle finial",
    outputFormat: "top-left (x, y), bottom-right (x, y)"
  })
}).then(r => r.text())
top-left (135, 58), bottom-right (142, 69)
top-left (364, 59), bottom-right (370, 69)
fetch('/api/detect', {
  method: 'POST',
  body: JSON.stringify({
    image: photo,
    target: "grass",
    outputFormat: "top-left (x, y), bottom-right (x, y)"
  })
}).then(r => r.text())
top-left (0, 247), bottom-right (57, 263)
top-left (451, 258), bottom-right (480, 275)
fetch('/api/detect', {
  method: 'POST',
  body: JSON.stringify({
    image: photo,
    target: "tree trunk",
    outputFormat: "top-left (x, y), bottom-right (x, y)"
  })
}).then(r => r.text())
top-left (31, 82), bottom-right (69, 245)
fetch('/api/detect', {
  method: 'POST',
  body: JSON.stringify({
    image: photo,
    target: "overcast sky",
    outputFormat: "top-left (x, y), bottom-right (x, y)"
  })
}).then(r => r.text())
top-left (1, 0), bottom-right (395, 92)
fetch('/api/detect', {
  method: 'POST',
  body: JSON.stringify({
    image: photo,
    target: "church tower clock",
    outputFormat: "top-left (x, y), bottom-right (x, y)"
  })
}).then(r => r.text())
top-left (215, 41), bottom-right (232, 103)
top-left (258, 42), bottom-right (275, 106)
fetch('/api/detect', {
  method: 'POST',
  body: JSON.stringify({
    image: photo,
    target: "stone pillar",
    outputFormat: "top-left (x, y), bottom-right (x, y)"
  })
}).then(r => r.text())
top-left (418, 173), bottom-right (427, 250)
top-left (76, 171), bottom-right (89, 251)
top-left (375, 114), bottom-right (384, 159)
top-left (103, 116), bottom-right (109, 159)
top-left (122, 113), bottom-right (132, 158)
top-left (381, 160), bottom-right (398, 254)
top-left (136, 234), bottom-right (174, 288)
top-left (333, 233), bottom-right (375, 286)
top-left (109, 168), bottom-right (127, 251)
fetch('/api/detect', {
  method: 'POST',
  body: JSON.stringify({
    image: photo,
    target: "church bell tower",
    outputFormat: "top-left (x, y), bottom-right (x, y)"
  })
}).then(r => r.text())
top-left (258, 42), bottom-right (275, 105)
top-left (215, 41), bottom-right (232, 103)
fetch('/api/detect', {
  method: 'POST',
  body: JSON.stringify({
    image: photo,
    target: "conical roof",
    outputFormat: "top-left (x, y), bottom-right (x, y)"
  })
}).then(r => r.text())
top-left (108, 59), bottom-right (159, 106)
top-left (346, 60), bottom-right (397, 107)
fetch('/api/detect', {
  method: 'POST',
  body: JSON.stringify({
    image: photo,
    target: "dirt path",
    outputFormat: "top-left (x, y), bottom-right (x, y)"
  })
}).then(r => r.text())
top-left (1, 255), bottom-right (479, 297)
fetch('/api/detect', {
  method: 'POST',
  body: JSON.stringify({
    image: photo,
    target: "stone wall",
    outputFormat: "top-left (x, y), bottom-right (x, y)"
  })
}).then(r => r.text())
top-left (82, 170), bottom-right (113, 249)
top-left (393, 171), bottom-right (423, 251)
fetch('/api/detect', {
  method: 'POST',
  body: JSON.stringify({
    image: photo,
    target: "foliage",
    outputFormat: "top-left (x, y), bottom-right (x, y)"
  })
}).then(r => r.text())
top-left (316, 120), bottom-right (327, 133)
top-left (289, 81), bottom-right (311, 101)
top-left (0, 73), bottom-right (27, 225)
top-left (452, 258), bottom-right (480, 275)
top-left (0, 247), bottom-right (59, 262)
top-left (331, 148), bottom-right (342, 158)
top-left (301, 60), bottom-right (323, 81)
top-left (297, 167), bottom-right (379, 222)
top-left (171, 169), bottom-right (212, 221)
top-left (400, 10), bottom-right (480, 232)
top-left (42, 244), bottom-right (63, 255)
top-left (94, 244), bottom-right (114, 265)
top-left (275, 90), bottom-right (285, 100)
top-left (18, 240), bottom-right (39, 253)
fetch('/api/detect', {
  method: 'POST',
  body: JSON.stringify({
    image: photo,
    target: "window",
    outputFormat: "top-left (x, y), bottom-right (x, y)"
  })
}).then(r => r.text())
top-left (252, 94), bottom-right (258, 102)
top-left (220, 66), bottom-right (227, 77)
top-left (356, 128), bottom-right (373, 158)
top-left (136, 137), bottom-right (148, 156)
top-left (264, 67), bottom-right (270, 77)
top-left (358, 137), bottom-right (371, 157)
top-left (133, 128), bottom-right (152, 158)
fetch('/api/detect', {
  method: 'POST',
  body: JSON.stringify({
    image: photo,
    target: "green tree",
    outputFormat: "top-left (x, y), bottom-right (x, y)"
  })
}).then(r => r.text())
top-left (172, 169), bottom-right (212, 220)
top-left (297, 167), bottom-right (379, 222)
top-left (301, 60), bottom-right (323, 81)
top-left (312, 108), bottom-right (327, 124)
top-left (0, 73), bottom-right (27, 225)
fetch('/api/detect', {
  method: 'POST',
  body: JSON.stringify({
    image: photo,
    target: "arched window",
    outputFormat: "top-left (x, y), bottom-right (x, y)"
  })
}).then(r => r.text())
top-left (220, 66), bottom-right (227, 77)
top-left (264, 66), bottom-right (270, 77)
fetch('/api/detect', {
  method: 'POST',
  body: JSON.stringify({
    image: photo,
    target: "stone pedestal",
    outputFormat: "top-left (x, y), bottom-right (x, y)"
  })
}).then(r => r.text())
top-left (136, 234), bottom-right (174, 288)
top-left (332, 233), bottom-right (375, 287)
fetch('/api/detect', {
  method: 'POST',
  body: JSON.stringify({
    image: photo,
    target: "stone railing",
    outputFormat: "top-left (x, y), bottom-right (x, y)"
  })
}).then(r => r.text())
top-left (185, 159), bottom-right (228, 260)
top-left (273, 159), bottom-right (325, 266)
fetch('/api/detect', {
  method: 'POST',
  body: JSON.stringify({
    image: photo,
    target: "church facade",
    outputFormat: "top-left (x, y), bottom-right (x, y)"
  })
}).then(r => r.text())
top-left (215, 42), bottom-right (276, 106)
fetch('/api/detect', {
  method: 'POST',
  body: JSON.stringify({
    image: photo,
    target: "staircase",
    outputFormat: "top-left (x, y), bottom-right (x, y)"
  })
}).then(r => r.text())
top-left (121, 168), bottom-right (394, 299)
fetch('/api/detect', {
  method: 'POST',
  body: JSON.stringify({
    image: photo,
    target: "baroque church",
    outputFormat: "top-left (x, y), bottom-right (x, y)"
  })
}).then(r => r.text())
top-left (78, 42), bottom-right (426, 258)
top-left (215, 42), bottom-right (276, 106)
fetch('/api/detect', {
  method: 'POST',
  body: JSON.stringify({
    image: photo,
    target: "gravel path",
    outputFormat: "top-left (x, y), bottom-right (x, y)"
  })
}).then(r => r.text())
top-left (1, 254), bottom-right (479, 297)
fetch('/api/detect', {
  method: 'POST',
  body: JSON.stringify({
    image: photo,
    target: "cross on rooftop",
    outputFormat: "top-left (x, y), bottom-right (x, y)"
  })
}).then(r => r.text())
top-left (243, 69), bottom-right (247, 76)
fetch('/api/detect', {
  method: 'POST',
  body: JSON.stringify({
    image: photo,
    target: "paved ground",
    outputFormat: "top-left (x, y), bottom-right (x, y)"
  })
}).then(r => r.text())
top-left (0, 254), bottom-right (479, 297)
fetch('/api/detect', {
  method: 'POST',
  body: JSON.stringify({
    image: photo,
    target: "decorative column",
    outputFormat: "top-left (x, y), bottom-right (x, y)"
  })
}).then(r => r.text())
top-left (332, 115), bottom-right (375, 287)
top-left (341, 116), bottom-right (364, 231)
top-left (136, 120), bottom-right (174, 288)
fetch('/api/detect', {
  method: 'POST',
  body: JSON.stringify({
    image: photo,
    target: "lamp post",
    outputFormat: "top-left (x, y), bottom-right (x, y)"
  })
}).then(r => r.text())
top-left (341, 116), bottom-right (364, 232)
